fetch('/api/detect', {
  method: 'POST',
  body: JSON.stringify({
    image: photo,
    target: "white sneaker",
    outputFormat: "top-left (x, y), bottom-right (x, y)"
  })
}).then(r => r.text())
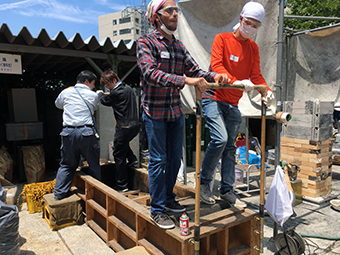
top-left (220, 190), bottom-right (246, 208)
top-left (200, 183), bottom-right (216, 205)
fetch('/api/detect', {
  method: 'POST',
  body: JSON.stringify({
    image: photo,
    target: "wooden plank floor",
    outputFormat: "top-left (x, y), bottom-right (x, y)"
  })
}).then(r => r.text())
top-left (72, 165), bottom-right (260, 255)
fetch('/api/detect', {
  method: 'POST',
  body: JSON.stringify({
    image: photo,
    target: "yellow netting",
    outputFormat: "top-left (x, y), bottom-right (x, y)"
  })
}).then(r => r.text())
top-left (17, 179), bottom-right (56, 209)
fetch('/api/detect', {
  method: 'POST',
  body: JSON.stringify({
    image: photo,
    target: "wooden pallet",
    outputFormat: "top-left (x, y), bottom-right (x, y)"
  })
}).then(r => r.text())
top-left (71, 165), bottom-right (260, 255)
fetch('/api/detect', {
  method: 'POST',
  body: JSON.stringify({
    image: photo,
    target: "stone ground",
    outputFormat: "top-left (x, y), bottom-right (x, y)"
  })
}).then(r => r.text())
top-left (4, 163), bottom-right (340, 254)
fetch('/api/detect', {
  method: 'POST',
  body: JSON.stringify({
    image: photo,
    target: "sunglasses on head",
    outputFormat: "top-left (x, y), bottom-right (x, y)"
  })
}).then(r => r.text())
top-left (157, 6), bottom-right (182, 16)
top-left (243, 17), bottom-right (261, 29)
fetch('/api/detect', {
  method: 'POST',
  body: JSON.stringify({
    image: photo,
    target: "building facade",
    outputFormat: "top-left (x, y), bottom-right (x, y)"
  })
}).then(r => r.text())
top-left (98, 7), bottom-right (142, 44)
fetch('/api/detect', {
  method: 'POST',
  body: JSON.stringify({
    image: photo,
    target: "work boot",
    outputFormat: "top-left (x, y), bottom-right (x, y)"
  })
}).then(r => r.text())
top-left (200, 183), bottom-right (216, 205)
top-left (220, 190), bottom-right (246, 208)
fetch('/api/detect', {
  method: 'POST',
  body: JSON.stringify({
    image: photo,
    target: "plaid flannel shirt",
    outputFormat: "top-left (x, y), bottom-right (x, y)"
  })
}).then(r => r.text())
top-left (137, 29), bottom-right (216, 122)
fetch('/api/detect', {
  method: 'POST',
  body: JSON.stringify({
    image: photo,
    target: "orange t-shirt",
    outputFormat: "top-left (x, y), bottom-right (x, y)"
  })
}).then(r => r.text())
top-left (202, 32), bottom-right (268, 106)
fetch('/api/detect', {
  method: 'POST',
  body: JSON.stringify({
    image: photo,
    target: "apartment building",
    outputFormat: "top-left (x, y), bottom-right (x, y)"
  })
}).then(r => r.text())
top-left (98, 7), bottom-right (142, 44)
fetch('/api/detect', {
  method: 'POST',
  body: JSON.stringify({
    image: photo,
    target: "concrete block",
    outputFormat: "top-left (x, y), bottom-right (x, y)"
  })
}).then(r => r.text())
top-left (283, 100), bottom-right (334, 141)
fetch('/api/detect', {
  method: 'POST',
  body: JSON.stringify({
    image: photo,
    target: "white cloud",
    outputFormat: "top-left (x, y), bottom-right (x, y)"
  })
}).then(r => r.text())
top-left (0, 0), bottom-right (37, 10)
top-left (0, 0), bottom-right (104, 24)
top-left (96, 0), bottom-right (127, 11)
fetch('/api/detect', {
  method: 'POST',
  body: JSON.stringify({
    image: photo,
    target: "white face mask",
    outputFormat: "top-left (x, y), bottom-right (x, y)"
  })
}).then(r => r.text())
top-left (158, 15), bottom-right (176, 36)
top-left (239, 23), bottom-right (257, 39)
top-left (160, 23), bottom-right (176, 35)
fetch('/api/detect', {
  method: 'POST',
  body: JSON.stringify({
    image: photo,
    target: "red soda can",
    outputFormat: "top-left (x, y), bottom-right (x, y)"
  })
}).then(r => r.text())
top-left (180, 212), bottom-right (189, 236)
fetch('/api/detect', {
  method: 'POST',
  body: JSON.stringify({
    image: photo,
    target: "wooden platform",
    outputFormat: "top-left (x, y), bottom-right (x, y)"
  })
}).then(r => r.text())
top-left (71, 164), bottom-right (260, 255)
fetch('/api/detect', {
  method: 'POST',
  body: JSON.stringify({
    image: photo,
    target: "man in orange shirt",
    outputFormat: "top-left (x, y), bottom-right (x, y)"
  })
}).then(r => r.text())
top-left (200, 2), bottom-right (274, 207)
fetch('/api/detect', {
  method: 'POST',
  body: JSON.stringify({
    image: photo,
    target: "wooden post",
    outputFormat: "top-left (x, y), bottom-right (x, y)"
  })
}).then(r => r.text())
top-left (194, 93), bottom-right (202, 255)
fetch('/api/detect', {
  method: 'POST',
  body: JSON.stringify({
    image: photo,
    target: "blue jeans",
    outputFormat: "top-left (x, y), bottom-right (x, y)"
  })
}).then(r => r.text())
top-left (201, 98), bottom-right (242, 194)
top-left (54, 126), bottom-right (101, 199)
top-left (142, 111), bottom-right (184, 214)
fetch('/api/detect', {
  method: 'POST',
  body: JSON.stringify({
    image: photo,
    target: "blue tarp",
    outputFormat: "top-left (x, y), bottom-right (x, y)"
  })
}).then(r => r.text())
top-left (237, 146), bottom-right (269, 168)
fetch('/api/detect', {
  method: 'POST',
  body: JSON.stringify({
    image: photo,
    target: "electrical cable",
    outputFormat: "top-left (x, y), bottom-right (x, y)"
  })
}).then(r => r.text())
top-left (299, 233), bottom-right (340, 241)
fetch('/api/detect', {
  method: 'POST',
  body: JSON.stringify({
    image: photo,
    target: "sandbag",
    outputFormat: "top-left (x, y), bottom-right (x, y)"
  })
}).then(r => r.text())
top-left (0, 201), bottom-right (19, 255)
top-left (0, 146), bottom-right (13, 182)
top-left (42, 193), bottom-right (83, 229)
top-left (265, 166), bottom-right (294, 226)
top-left (22, 145), bottom-right (45, 183)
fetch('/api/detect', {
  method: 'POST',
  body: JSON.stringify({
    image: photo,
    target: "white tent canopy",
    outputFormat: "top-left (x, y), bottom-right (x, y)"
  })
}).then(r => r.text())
top-left (286, 26), bottom-right (340, 110)
top-left (176, 0), bottom-right (278, 117)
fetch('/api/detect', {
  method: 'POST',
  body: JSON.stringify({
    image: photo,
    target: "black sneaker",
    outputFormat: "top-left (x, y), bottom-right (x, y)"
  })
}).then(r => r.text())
top-left (150, 212), bottom-right (175, 229)
top-left (165, 200), bottom-right (185, 213)
top-left (127, 160), bottom-right (138, 168)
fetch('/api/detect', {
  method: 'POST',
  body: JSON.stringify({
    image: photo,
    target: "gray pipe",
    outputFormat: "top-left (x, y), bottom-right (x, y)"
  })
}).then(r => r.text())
top-left (273, 0), bottom-right (285, 239)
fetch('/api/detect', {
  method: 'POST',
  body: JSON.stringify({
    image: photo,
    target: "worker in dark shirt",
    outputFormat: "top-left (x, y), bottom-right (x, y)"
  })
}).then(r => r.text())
top-left (96, 69), bottom-right (140, 192)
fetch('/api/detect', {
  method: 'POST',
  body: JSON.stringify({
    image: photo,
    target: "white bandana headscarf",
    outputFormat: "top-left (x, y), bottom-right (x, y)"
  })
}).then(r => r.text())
top-left (233, 2), bottom-right (265, 32)
top-left (146, 0), bottom-right (168, 28)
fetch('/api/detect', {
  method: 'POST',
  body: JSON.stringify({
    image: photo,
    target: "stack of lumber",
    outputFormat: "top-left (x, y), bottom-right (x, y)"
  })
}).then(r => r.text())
top-left (281, 100), bottom-right (334, 198)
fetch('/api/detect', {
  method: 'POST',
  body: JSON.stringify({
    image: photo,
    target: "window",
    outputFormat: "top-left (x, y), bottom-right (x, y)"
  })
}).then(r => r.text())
top-left (135, 18), bottom-right (139, 24)
top-left (119, 17), bottom-right (131, 24)
top-left (136, 29), bottom-right (140, 35)
top-left (124, 39), bottom-right (131, 44)
top-left (113, 30), bottom-right (117, 36)
top-left (112, 19), bottom-right (117, 25)
top-left (120, 28), bottom-right (131, 35)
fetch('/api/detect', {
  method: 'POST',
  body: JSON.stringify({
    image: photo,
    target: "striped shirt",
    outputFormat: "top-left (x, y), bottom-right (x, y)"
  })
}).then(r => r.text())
top-left (137, 29), bottom-right (216, 122)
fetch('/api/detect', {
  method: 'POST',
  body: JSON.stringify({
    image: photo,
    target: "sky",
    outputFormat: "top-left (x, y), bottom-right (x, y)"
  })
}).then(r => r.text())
top-left (0, 0), bottom-right (144, 40)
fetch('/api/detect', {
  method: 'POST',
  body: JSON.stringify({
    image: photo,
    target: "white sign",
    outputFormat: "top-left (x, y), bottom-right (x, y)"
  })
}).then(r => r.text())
top-left (0, 53), bottom-right (22, 74)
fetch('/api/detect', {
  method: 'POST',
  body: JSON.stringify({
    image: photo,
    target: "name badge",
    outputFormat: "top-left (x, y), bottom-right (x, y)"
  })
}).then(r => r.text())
top-left (161, 52), bottom-right (170, 59)
top-left (230, 54), bottom-right (239, 62)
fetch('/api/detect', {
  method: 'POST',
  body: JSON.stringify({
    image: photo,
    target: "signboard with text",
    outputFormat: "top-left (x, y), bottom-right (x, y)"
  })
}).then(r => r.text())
top-left (0, 53), bottom-right (22, 74)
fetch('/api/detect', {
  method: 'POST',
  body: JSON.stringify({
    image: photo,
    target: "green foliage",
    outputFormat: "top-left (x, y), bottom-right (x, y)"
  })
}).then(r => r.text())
top-left (284, 0), bottom-right (340, 30)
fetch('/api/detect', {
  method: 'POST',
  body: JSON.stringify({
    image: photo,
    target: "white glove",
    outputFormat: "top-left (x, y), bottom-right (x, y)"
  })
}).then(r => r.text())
top-left (232, 80), bottom-right (254, 93)
top-left (262, 90), bottom-right (275, 107)
top-left (96, 90), bottom-right (103, 94)
top-left (240, 79), bottom-right (255, 92)
top-left (232, 80), bottom-right (243, 86)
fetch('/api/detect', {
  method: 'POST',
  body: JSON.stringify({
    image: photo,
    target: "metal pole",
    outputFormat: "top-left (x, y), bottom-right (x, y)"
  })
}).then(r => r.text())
top-left (259, 102), bottom-right (266, 253)
top-left (284, 15), bottom-right (340, 21)
top-left (292, 22), bottom-right (340, 36)
top-left (273, 0), bottom-right (285, 239)
top-left (285, 33), bottom-right (290, 102)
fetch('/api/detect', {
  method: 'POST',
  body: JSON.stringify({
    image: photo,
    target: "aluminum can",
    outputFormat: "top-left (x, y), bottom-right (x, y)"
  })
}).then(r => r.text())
top-left (180, 212), bottom-right (189, 236)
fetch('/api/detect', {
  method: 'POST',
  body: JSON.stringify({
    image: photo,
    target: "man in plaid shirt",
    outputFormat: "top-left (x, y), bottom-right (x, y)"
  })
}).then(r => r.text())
top-left (137, 0), bottom-right (230, 229)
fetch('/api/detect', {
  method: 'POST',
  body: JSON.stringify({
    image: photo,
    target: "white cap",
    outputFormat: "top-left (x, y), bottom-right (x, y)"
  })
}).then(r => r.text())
top-left (233, 2), bottom-right (265, 32)
top-left (241, 2), bottom-right (265, 23)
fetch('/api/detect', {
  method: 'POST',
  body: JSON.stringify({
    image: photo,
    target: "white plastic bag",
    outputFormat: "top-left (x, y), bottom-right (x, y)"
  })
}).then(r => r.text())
top-left (265, 166), bottom-right (293, 226)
